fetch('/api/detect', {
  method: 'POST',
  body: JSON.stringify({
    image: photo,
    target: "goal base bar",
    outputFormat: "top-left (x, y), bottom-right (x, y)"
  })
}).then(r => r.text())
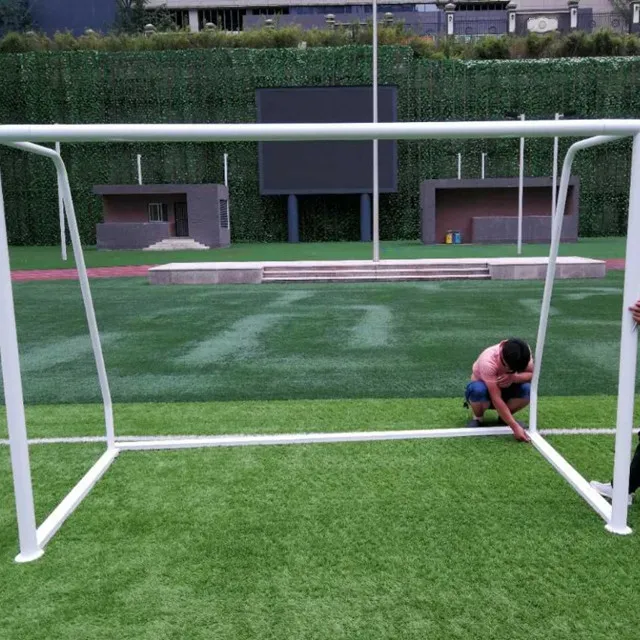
top-left (115, 426), bottom-right (514, 451)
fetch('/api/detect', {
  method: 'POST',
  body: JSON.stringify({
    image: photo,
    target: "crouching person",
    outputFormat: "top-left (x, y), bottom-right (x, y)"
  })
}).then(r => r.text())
top-left (465, 338), bottom-right (533, 443)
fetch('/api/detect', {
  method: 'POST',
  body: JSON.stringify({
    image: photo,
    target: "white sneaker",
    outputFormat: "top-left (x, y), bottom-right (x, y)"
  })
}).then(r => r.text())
top-left (590, 481), bottom-right (633, 505)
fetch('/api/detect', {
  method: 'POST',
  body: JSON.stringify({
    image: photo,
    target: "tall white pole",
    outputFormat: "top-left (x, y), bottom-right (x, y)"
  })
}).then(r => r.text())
top-left (607, 132), bottom-right (640, 535)
top-left (372, 0), bottom-right (379, 263)
top-left (552, 113), bottom-right (560, 221)
top-left (55, 141), bottom-right (67, 261)
top-left (518, 114), bottom-right (525, 254)
top-left (457, 153), bottom-right (461, 180)
top-left (481, 152), bottom-right (486, 179)
top-left (223, 153), bottom-right (229, 187)
top-left (0, 169), bottom-right (43, 563)
top-left (137, 154), bottom-right (143, 185)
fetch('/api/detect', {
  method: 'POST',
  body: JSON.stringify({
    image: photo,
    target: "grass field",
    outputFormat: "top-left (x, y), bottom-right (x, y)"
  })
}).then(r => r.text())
top-left (1, 269), bottom-right (640, 639)
top-left (8, 237), bottom-right (627, 271)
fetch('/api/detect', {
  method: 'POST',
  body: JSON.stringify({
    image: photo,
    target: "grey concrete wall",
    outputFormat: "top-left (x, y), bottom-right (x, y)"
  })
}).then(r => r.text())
top-left (473, 215), bottom-right (577, 244)
top-left (186, 184), bottom-right (230, 249)
top-left (96, 222), bottom-right (170, 250)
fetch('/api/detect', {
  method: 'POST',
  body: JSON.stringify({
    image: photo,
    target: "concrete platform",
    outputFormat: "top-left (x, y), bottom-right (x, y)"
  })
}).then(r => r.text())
top-left (148, 257), bottom-right (606, 285)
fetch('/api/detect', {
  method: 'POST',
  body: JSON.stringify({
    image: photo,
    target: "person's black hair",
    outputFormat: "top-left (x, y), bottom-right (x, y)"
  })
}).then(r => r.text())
top-left (501, 338), bottom-right (531, 373)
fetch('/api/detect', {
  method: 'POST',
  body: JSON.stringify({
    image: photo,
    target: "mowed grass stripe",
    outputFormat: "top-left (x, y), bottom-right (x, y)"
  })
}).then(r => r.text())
top-left (4, 273), bottom-right (633, 405)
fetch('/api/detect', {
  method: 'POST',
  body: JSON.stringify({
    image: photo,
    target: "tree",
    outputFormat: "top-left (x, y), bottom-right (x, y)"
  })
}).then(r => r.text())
top-left (115, 0), bottom-right (148, 34)
top-left (0, 0), bottom-right (33, 33)
top-left (115, 0), bottom-right (177, 34)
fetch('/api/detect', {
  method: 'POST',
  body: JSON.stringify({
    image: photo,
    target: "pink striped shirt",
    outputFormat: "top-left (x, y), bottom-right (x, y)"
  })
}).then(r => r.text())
top-left (472, 342), bottom-right (533, 386)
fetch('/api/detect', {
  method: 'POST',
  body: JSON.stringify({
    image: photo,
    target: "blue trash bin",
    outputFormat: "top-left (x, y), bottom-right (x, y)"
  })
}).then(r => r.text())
top-left (453, 231), bottom-right (461, 244)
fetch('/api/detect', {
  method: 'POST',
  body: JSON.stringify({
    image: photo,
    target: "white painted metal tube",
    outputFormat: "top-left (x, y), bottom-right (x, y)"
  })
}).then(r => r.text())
top-left (481, 152), bottom-right (486, 179)
top-left (55, 141), bottom-right (67, 261)
top-left (517, 115), bottom-right (525, 255)
top-left (4, 142), bottom-right (115, 449)
top-left (457, 153), bottom-right (462, 180)
top-left (372, 0), bottom-right (380, 264)
top-left (116, 426), bottom-right (514, 452)
top-left (530, 433), bottom-right (612, 522)
top-left (136, 153), bottom-right (143, 185)
top-left (607, 133), bottom-right (640, 535)
top-left (0, 121), bottom-right (638, 144)
top-left (0, 169), bottom-right (43, 563)
top-left (552, 113), bottom-right (560, 220)
top-left (36, 448), bottom-right (118, 548)
top-left (223, 153), bottom-right (229, 187)
top-left (529, 135), bottom-right (623, 435)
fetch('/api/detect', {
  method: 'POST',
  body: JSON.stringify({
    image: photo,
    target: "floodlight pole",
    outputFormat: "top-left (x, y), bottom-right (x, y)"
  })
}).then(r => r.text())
top-left (372, 0), bottom-right (380, 263)
top-left (0, 168), bottom-right (43, 563)
top-left (55, 141), bottom-right (67, 261)
top-left (607, 132), bottom-right (640, 535)
top-left (518, 114), bottom-right (525, 254)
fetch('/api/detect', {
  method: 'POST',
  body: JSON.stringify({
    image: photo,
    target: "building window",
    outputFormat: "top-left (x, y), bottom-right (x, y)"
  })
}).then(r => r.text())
top-left (199, 8), bottom-right (246, 31)
top-left (169, 9), bottom-right (190, 30)
top-left (456, 2), bottom-right (510, 10)
top-left (148, 203), bottom-right (169, 223)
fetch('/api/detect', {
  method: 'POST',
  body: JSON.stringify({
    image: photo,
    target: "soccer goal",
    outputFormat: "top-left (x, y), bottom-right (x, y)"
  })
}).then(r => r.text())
top-left (0, 120), bottom-right (638, 563)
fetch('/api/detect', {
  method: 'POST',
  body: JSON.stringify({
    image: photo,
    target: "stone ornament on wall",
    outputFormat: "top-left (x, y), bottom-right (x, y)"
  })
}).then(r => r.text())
top-left (527, 16), bottom-right (559, 33)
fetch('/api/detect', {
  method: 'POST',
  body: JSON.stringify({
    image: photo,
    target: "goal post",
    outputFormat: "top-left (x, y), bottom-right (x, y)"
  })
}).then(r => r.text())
top-left (1, 119), bottom-right (639, 563)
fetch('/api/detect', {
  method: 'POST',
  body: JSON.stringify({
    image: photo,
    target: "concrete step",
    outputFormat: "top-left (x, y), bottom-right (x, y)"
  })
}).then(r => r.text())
top-left (264, 268), bottom-right (489, 278)
top-left (263, 263), bottom-right (488, 273)
top-left (262, 273), bottom-right (491, 283)
top-left (145, 238), bottom-right (209, 251)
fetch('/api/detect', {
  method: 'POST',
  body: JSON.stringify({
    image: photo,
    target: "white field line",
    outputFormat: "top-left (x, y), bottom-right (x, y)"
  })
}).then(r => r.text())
top-left (0, 427), bottom-right (627, 447)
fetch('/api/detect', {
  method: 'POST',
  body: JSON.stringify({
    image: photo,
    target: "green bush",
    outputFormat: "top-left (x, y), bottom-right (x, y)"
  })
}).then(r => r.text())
top-left (1, 26), bottom-right (640, 59)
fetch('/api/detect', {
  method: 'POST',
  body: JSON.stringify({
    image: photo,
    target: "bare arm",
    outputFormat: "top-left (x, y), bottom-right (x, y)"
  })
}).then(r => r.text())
top-left (487, 380), bottom-right (530, 442)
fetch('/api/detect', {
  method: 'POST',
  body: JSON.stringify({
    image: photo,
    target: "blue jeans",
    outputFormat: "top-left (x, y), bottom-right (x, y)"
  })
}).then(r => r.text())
top-left (465, 380), bottom-right (531, 408)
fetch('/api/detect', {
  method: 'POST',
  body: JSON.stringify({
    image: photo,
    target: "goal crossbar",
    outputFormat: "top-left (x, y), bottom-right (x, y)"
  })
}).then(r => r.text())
top-left (1, 119), bottom-right (638, 563)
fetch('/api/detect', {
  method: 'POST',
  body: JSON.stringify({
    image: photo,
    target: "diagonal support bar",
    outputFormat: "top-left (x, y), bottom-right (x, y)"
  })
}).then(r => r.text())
top-left (36, 448), bottom-right (118, 548)
top-left (530, 433), bottom-right (612, 522)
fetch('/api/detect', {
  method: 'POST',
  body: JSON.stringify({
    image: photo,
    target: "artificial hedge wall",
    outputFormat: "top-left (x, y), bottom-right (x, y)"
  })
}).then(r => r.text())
top-left (0, 47), bottom-right (637, 245)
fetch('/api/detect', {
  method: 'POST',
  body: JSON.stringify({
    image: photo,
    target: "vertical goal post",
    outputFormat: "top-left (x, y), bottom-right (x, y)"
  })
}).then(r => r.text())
top-left (0, 119), bottom-right (639, 562)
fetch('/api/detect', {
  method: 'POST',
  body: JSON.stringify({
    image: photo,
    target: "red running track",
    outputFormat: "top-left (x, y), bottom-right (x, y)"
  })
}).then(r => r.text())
top-left (11, 265), bottom-right (152, 282)
top-left (10, 259), bottom-right (625, 283)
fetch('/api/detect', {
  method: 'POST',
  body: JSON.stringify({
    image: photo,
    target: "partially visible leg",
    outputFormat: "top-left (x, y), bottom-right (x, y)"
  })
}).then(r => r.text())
top-left (507, 397), bottom-right (530, 415)
top-left (628, 432), bottom-right (640, 494)
top-left (498, 383), bottom-right (531, 426)
top-left (465, 381), bottom-right (491, 427)
top-left (591, 431), bottom-right (639, 504)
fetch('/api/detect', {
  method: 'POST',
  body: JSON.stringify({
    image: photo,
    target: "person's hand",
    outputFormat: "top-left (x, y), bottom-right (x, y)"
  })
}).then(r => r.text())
top-left (630, 300), bottom-right (640, 325)
top-left (513, 425), bottom-right (531, 443)
top-left (497, 375), bottom-right (511, 388)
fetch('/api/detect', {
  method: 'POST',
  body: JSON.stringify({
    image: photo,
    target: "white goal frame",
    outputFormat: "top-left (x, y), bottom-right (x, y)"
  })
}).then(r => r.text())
top-left (0, 120), bottom-right (638, 563)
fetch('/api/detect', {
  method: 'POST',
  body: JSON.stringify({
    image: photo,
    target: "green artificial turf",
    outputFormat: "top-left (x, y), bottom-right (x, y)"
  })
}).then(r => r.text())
top-left (8, 237), bottom-right (626, 271)
top-left (5, 272), bottom-right (634, 405)
top-left (0, 436), bottom-right (638, 640)
top-left (1, 395), bottom-right (639, 441)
